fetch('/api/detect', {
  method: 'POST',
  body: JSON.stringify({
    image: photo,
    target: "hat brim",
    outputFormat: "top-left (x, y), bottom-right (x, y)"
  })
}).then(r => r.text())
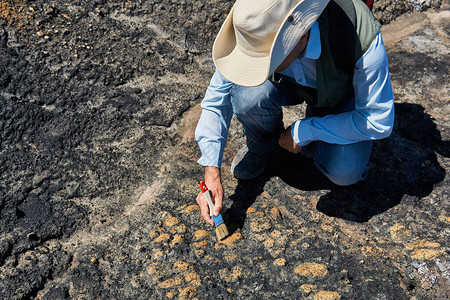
top-left (212, 7), bottom-right (271, 87)
top-left (213, 0), bottom-right (329, 87)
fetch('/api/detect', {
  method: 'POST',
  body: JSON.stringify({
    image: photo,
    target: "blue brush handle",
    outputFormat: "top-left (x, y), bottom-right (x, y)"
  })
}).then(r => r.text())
top-left (212, 214), bottom-right (224, 226)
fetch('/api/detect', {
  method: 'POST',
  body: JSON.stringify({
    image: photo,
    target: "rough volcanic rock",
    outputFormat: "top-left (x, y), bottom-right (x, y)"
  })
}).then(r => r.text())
top-left (373, 0), bottom-right (443, 24)
top-left (0, 0), bottom-right (448, 299)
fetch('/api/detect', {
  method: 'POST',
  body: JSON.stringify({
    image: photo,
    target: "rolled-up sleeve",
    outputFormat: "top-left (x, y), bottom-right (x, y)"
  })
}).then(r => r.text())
top-left (195, 70), bottom-right (233, 168)
top-left (292, 31), bottom-right (394, 146)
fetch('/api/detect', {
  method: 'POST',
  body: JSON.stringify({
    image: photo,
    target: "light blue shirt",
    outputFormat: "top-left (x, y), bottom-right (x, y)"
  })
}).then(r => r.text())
top-left (280, 22), bottom-right (322, 87)
top-left (195, 22), bottom-right (394, 168)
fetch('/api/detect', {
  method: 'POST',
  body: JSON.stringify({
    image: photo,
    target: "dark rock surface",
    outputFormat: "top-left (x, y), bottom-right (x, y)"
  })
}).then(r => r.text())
top-left (0, 0), bottom-right (448, 299)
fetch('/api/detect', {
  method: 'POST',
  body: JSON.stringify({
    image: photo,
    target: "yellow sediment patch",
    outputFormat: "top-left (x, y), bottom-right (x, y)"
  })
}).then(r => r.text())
top-left (290, 239), bottom-right (301, 247)
top-left (270, 229), bottom-right (281, 237)
top-left (193, 249), bottom-right (205, 257)
top-left (361, 240), bottom-right (399, 260)
top-left (158, 276), bottom-right (183, 288)
top-left (173, 261), bottom-right (189, 272)
top-left (204, 255), bottom-right (214, 261)
top-left (219, 265), bottom-right (244, 283)
top-left (130, 279), bottom-right (140, 288)
top-left (224, 253), bottom-right (239, 262)
top-left (313, 291), bottom-right (341, 300)
top-left (149, 231), bottom-right (159, 239)
top-left (254, 211), bottom-right (265, 217)
top-left (411, 248), bottom-right (446, 261)
top-left (0, 1), bottom-right (22, 27)
top-left (389, 223), bottom-right (411, 241)
top-left (408, 240), bottom-right (441, 250)
top-left (339, 270), bottom-right (351, 284)
top-left (306, 231), bottom-right (318, 238)
top-left (184, 204), bottom-right (200, 214)
top-left (250, 220), bottom-right (272, 232)
top-left (300, 284), bottom-right (317, 294)
top-left (263, 238), bottom-right (275, 248)
top-left (438, 215), bottom-right (450, 224)
top-left (272, 248), bottom-right (285, 257)
top-left (177, 204), bottom-right (188, 211)
top-left (172, 224), bottom-right (187, 234)
top-left (178, 287), bottom-right (198, 298)
top-left (216, 232), bottom-right (243, 248)
top-left (193, 229), bottom-right (210, 241)
top-left (246, 207), bottom-right (257, 214)
top-left (407, 240), bottom-right (445, 260)
top-left (270, 230), bottom-right (287, 242)
top-left (170, 234), bottom-right (184, 247)
top-left (269, 207), bottom-right (282, 219)
top-left (361, 245), bottom-right (384, 257)
top-left (184, 272), bottom-right (201, 286)
top-left (154, 233), bottom-right (171, 243)
top-left (274, 258), bottom-right (286, 266)
top-left (192, 240), bottom-right (208, 248)
top-left (260, 191), bottom-right (271, 199)
top-left (152, 249), bottom-right (164, 260)
top-left (164, 217), bottom-right (181, 227)
top-left (294, 262), bottom-right (328, 278)
top-left (321, 224), bottom-right (334, 233)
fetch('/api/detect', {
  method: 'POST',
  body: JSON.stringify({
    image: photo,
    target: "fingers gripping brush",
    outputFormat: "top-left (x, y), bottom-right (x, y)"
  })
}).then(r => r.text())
top-left (200, 181), bottom-right (229, 241)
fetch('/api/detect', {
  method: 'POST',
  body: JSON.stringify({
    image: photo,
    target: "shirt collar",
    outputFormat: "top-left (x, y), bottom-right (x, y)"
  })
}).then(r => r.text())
top-left (299, 21), bottom-right (321, 60)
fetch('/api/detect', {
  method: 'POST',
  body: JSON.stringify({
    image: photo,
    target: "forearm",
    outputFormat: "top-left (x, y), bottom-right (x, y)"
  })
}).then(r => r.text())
top-left (205, 166), bottom-right (221, 183)
top-left (195, 69), bottom-right (233, 168)
top-left (195, 94), bottom-right (231, 168)
top-left (292, 107), bottom-right (393, 146)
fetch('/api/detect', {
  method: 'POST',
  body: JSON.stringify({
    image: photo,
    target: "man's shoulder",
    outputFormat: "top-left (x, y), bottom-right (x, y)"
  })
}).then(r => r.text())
top-left (318, 0), bottom-right (381, 56)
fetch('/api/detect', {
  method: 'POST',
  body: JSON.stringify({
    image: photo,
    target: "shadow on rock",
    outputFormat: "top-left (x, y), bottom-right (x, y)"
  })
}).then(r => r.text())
top-left (226, 103), bottom-right (447, 227)
top-left (225, 175), bottom-right (270, 235)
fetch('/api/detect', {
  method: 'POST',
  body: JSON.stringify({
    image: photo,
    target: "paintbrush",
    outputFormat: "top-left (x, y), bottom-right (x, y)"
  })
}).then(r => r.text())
top-left (200, 181), bottom-right (229, 241)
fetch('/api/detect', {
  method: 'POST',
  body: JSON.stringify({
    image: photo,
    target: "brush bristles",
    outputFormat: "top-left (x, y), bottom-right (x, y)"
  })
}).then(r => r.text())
top-left (215, 223), bottom-right (229, 240)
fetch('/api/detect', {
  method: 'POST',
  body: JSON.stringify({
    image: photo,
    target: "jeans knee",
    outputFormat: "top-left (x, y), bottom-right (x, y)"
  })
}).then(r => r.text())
top-left (233, 96), bottom-right (259, 117)
top-left (325, 166), bottom-right (369, 186)
top-left (231, 82), bottom-right (280, 117)
top-left (314, 141), bottom-right (373, 186)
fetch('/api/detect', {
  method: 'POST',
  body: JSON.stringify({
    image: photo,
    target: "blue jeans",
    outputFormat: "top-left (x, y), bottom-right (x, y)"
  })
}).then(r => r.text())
top-left (230, 79), bottom-right (372, 186)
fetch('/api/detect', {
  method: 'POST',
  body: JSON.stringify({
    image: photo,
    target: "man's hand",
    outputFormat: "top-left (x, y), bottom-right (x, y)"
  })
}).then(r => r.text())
top-left (278, 125), bottom-right (302, 153)
top-left (196, 166), bottom-right (223, 226)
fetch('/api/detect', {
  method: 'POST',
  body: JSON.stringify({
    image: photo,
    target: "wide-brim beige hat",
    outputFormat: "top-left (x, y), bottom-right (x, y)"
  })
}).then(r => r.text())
top-left (213, 0), bottom-right (329, 87)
